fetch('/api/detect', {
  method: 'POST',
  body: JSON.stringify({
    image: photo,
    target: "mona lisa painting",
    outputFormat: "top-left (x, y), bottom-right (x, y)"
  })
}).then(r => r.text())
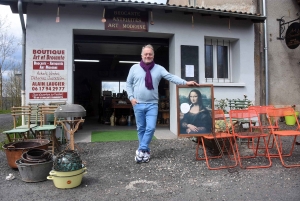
top-left (177, 84), bottom-right (214, 137)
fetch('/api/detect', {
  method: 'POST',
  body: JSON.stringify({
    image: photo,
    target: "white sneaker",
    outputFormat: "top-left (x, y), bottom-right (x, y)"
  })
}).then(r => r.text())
top-left (142, 151), bottom-right (150, 163)
top-left (135, 150), bottom-right (144, 163)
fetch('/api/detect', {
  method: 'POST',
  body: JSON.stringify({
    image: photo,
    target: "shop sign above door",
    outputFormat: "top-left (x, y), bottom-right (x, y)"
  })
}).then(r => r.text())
top-left (285, 22), bottom-right (300, 49)
top-left (105, 8), bottom-right (148, 32)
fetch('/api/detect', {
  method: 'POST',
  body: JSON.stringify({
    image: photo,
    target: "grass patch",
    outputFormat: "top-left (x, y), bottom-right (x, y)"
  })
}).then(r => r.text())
top-left (0, 110), bottom-right (10, 114)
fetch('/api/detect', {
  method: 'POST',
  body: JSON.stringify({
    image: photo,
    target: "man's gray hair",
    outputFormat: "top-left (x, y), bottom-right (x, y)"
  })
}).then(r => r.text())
top-left (141, 44), bottom-right (154, 55)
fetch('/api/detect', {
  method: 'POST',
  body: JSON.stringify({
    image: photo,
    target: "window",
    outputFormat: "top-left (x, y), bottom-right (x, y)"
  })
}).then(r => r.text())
top-left (205, 38), bottom-right (232, 83)
top-left (102, 81), bottom-right (126, 95)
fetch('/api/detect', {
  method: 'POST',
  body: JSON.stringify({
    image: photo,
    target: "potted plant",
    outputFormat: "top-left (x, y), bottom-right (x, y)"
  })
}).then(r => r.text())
top-left (285, 105), bottom-right (299, 125)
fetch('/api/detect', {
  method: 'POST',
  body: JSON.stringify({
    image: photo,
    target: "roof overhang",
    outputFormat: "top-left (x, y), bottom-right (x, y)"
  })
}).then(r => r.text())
top-left (0, 0), bottom-right (266, 23)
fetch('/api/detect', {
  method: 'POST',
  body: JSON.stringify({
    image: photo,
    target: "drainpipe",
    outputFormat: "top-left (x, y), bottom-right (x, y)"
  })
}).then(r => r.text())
top-left (18, 0), bottom-right (26, 104)
top-left (262, 0), bottom-right (269, 105)
top-left (18, 0), bottom-right (26, 124)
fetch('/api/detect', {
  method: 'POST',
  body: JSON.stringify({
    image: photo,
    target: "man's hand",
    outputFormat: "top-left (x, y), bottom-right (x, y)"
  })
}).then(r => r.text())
top-left (186, 81), bottom-right (198, 86)
top-left (130, 98), bottom-right (138, 106)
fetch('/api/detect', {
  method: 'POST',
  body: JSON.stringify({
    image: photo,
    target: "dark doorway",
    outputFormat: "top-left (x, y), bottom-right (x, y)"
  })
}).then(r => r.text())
top-left (73, 35), bottom-right (169, 124)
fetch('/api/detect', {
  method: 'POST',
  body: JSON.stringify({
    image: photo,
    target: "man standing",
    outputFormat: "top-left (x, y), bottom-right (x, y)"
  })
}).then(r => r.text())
top-left (126, 44), bottom-right (198, 163)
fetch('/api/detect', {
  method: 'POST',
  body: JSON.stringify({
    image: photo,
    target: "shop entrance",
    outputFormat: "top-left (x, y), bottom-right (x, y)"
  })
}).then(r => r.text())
top-left (73, 34), bottom-right (170, 126)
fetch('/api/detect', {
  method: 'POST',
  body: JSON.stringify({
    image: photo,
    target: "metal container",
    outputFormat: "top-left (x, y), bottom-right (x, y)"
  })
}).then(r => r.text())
top-left (16, 159), bottom-right (53, 182)
top-left (54, 104), bottom-right (86, 118)
top-left (47, 170), bottom-right (87, 189)
top-left (2, 139), bottom-right (50, 168)
top-left (21, 149), bottom-right (52, 163)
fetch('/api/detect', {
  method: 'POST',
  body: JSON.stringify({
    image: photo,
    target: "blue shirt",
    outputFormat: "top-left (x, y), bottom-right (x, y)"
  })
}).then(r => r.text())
top-left (126, 64), bottom-right (187, 103)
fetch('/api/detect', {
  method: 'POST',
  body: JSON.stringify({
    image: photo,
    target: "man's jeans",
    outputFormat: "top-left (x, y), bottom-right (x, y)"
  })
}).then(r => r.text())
top-left (133, 103), bottom-right (158, 152)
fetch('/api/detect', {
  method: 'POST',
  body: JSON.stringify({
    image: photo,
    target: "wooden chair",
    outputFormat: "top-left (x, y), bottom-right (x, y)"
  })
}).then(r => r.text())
top-left (49, 101), bottom-right (67, 143)
top-left (195, 109), bottom-right (237, 170)
top-left (3, 106), bottom-right (32, 142)
top-left (49, 101), bottom-right (67, 106)
top-left (266, 107), bottom-right (300, 168)
top-left (229, 109), bottom-right (272, 169)
top-left (16, 102), bottom-right (45, 137)
top-left (248, 105), bottom-right (278, 150)
top-left (33, 105), bottom-right (60, 154)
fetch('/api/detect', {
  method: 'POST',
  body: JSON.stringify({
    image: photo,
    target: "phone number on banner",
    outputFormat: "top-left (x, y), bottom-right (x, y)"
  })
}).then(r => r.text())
top-left (31, 86), bottom-right (65, 91)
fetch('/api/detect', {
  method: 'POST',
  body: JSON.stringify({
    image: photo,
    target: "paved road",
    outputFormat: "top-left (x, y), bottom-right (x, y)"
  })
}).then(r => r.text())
top-left (0, 114), bottom-right (12, 142)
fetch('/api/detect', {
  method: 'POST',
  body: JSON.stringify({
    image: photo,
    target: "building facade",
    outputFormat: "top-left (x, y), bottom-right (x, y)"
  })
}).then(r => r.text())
top-left (1, 0), bottom-right (265, 135)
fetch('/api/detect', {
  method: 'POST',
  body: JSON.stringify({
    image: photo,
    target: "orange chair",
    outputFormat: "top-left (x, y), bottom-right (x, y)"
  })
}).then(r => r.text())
top-left (248, 105), bottom-right (278, 149)
top-left (266, 107), bottom-right (300, 168)
top-left (196, 109), bottom-right (237, 170)
top-left (229, 109), bottom-right (272, 169)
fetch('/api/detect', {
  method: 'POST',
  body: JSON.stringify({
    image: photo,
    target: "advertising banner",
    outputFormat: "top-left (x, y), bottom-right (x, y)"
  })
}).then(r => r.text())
top-left (29, 49), bottom-right (68, 100)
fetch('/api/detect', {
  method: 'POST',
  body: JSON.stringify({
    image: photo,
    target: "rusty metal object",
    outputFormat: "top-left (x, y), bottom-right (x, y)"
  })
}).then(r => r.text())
top-left (21, 149), bottom-right (52, 163)
top-left (16, 159), bottom-right (53, 182)
top-left (2, 139), bottom-right (50, 169)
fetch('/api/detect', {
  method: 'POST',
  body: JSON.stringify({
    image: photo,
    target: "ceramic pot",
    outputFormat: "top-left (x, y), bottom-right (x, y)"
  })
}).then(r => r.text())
top-left (49, 165), bottom-right (86, 176)
top-left (47, 170), bottom-right (87, 189)
top-left (118, 115), bottom-right (127, 126)
top-left (165, 101), bottom-right (170, 109)
top-left (131, 117), bottom-right (136, 125)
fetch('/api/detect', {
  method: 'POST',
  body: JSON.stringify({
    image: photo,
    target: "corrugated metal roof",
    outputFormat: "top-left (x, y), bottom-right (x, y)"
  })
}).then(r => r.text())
top-left (0, 0), bottom-right (265, 22)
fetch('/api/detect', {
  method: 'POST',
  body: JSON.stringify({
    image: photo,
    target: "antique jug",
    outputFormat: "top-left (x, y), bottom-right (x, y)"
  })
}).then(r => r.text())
top-left (160, 101), bottom-right (166, 110)
top-left (118, 115), bottom-right (127, 126)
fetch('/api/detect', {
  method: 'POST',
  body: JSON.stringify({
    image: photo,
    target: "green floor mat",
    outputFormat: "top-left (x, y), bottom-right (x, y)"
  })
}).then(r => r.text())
top-left (91, 130), bottom-right (156, 142)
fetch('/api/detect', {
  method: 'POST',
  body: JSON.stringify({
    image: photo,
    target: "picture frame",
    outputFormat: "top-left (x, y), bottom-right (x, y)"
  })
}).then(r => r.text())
top-left (176, 84), bottom-right (214, 137)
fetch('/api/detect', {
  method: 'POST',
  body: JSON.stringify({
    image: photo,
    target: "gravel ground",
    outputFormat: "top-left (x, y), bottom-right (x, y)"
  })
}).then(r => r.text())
top-left (0, 114), bottom-right (300, 201)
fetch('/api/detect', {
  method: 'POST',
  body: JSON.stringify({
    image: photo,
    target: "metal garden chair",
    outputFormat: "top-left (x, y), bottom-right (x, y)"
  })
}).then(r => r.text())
top-left (248, 105), bottom-right (278, 150)
top-left (229, 109), bottom-right (272, 169)
top-left (266, 107), bottom-right (300, 168)
top-left (196, 109), bottom-right (237, 170)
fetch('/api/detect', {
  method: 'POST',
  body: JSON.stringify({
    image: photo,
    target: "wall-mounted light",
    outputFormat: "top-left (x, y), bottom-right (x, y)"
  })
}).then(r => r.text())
top-left (56, 6), bottom-right (60, 23)
top-left (101, 8), bottom-right (106, 23)
top-left (192, 14), bottom-right (194, 28)
top-left (119, 61), bottom-right (139, 64)
top-left (74, 59), bottom-right (100, 62)
top-left (150, 11), bottom-right (154, 25)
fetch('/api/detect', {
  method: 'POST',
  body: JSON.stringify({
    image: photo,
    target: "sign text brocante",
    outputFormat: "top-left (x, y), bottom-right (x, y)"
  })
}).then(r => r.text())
top-left (105, 8), bottom-right (148, 32)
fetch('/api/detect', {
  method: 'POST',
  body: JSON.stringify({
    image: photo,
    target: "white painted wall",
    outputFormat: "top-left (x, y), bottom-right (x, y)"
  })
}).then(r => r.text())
top-left (25, 4), bottom-right (255, 135)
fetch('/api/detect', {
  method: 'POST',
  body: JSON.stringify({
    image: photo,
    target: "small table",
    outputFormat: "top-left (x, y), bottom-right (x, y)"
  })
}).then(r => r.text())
top-left (57, 118), bottom-right (85, 151)
top-left (111, 99), bottom-right (133, 115)
top-left (54, 104), bottom-right (86, 151)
